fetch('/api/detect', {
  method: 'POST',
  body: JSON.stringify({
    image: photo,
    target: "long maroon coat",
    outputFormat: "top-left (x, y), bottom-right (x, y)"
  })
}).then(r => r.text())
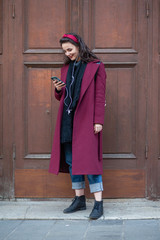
top-left (49, 60), bottom-right (106, 175)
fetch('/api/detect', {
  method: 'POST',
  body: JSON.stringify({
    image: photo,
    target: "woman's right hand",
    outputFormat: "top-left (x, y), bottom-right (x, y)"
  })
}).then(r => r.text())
top-left (52, 80), bottom-right (65, 91)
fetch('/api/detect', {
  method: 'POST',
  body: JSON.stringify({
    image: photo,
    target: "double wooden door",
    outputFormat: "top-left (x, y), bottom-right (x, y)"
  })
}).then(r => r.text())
top-left (1, 0), bottom-right (159, 199)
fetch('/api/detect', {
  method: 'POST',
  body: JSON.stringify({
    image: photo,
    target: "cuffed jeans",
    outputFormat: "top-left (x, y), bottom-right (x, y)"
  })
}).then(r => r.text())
top-left (63, 143), bottom-right (103, 193)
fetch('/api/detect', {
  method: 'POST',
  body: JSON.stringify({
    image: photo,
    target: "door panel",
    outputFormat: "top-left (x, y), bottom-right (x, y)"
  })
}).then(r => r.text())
top-left (14, 0), bottom-right (147, 198)
top-left (104, 67), bottom-right (136, 157)
top-left (15, 169), bottom-right (145, 198)
top-left (24, 0), bottom-right (67, 51)
top-left (26, 67), bottom-right (52, 155)
top-left (94, 0), bottom-right (134, 49)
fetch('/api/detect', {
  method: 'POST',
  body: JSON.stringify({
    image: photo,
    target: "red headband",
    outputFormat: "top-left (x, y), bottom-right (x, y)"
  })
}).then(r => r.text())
top-left (62, 34), bottom-right (79, 44)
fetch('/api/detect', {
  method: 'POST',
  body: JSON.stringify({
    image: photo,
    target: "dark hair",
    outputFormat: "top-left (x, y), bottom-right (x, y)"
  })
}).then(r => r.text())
top-left (59, 33), bottom-right (99, 64)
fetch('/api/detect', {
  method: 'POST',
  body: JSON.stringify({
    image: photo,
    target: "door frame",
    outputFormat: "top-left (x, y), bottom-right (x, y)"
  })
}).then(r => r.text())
top-left (1, 0), bottom-right (15, 198)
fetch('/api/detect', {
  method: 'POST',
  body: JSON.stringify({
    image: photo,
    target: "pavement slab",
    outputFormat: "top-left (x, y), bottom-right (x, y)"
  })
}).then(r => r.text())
top-left (0, 198), bottom-right (160, 220)
top-left (0, 220), bottom-right (160, 240)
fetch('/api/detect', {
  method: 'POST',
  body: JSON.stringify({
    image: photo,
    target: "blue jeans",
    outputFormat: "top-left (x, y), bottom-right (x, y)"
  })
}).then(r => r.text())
top-left (63, 143), bottom-right (103, 193)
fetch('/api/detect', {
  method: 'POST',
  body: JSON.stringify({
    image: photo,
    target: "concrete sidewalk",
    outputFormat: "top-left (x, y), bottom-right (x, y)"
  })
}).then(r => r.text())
top-left (1, 219), bottom-right (160, 240)
top-left (0, 198), bottom-right (160, 220)
top-left (1, 199), bottom-right (160, 240)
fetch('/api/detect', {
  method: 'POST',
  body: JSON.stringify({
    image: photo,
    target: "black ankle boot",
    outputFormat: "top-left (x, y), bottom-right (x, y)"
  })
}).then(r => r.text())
top-left (89, 200), bottom-right (103, 219)
top-left (63, 195), bottom-right (86, 213)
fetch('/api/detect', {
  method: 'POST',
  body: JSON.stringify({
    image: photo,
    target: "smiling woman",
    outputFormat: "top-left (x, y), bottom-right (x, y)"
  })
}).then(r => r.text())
top-left (59, 33), bottom-right (99, 64)
top-left (62, 42), bottom-right (80, 61)
top-left (49, 33), bottom-right (106, 220)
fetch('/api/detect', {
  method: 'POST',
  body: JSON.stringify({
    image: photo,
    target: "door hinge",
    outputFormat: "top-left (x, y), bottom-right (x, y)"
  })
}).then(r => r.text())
top-left (145, 144), bottom-right (149, 159)
top-left (13, 143), bottom-right (16, 160)
top-left (12, 3), bottom-right (15, 19)
top-left (146, 1), bottom-right (150, 18)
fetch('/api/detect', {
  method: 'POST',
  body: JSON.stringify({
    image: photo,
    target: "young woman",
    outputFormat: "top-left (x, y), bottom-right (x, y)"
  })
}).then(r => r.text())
top-left (49, 33), bottom-right (106, 219)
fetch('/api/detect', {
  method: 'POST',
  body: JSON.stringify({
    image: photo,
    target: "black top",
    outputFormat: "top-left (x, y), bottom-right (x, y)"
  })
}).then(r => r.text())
top-left (60, 60), bottom-right (87, 143)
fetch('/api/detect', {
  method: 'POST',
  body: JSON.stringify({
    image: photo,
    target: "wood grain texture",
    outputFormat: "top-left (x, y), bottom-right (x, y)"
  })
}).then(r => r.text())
top-left (15, 169), bottom-right (145, 198)
top-left (94, 0), bottom-right (134, 49)
top-left (24, 0), bottom-right (66, 50)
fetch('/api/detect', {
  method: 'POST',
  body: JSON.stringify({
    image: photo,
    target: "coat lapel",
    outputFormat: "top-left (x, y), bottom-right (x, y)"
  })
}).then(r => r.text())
top-left (78, 61), bottom-right (100, 105)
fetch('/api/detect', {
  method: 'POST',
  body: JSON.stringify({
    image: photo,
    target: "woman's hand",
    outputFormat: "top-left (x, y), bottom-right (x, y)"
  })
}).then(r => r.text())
top-left (94, 124), bottom-right (103, 134)
top-left (52, 80), bottom-right (65, 91)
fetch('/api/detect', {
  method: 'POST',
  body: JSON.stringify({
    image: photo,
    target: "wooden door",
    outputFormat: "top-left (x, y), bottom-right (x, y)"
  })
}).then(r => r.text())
top-left (14, 0), bottom-right (148, 198)
top-left (86, 0), bottom-right (147, 198)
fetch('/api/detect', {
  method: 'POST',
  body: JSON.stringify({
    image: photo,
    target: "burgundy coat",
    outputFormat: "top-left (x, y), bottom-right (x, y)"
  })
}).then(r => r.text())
top-left (49, 61), bottom-right (106, 175)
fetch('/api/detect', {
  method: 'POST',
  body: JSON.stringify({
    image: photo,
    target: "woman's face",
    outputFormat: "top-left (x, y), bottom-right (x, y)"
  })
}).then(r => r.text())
top-left (62, 42), bottom-right (79, 61)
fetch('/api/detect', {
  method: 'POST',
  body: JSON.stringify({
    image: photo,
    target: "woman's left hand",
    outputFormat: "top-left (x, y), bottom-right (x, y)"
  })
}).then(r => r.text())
top-left (94, 124), bottom-right (103, 134)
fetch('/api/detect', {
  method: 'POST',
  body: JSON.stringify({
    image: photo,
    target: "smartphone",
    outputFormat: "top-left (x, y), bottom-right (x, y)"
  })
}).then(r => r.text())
top-left (51, 76), bottom-right (66, 85)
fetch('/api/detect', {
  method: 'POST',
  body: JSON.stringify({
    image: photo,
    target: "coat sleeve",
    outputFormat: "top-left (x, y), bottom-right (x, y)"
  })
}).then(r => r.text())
top-left (54, 88), bottom-right (64, 101)
top-left (94, 62), bottom-right (106, 125)
top-left (54, 66), bottom-right (67, 101)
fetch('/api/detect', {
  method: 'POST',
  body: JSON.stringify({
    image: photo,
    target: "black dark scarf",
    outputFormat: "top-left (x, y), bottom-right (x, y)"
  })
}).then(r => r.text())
top-left (64, 60), bottom-right (87, 113)
top-left (60, 60), bottom-right (87, 143)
